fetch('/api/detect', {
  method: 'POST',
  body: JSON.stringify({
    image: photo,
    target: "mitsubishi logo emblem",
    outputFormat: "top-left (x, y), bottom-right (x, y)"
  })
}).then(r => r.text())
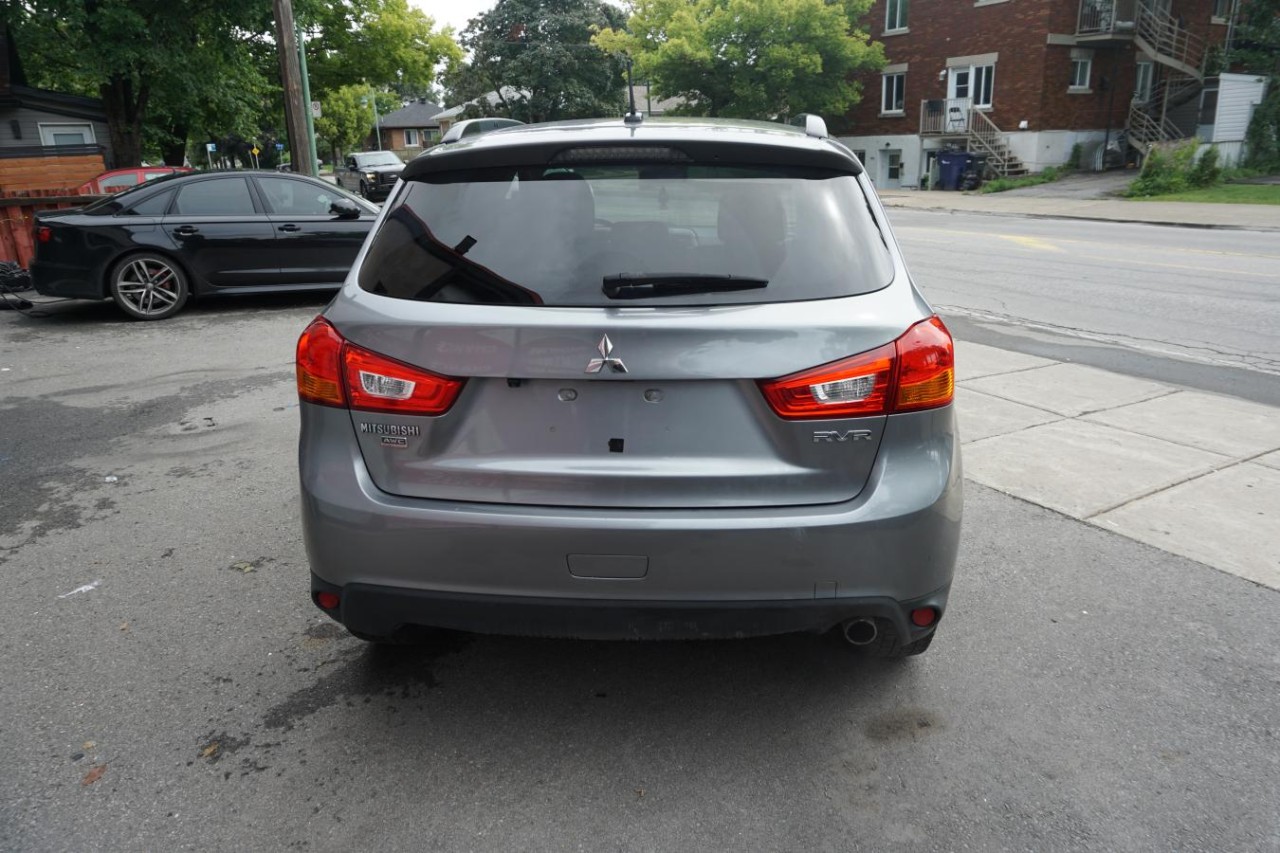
top-left (585, 334), bottom-right (627, 374)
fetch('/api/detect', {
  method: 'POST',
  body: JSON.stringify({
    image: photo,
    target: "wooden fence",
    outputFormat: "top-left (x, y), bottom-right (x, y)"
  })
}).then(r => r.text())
top-left (0, 190), bottom-right (104, 269)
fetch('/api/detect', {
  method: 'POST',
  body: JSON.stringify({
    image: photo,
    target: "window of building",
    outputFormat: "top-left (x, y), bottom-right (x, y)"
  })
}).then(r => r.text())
top-left (38, 123), bottom-right (96, 146)
top-left (885, 0), bottom-right (908, 32)
top-left (1211, 0), bottom-right (1230, 19)
top-left (1135, 61), bottom-right (1154, 103)
top-left (1070, 58), bottom-right (1092, 90)
top-left (973, 65), bottom-right (995, 108)
top-left (882, 72), bottom-right (906, 114)
top-left (404, 129), bottom-right (420, 147)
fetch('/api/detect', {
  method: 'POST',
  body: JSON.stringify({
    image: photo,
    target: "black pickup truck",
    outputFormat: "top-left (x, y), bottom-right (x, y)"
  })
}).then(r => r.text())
top-left (335, 151), bottom-right (405, 201)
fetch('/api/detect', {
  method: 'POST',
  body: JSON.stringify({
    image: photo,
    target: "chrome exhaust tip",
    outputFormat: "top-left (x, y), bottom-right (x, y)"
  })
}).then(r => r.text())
top-left (842, 618), bottom-right (878, 646)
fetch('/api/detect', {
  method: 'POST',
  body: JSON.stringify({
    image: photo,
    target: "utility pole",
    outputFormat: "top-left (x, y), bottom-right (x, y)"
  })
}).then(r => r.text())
top-left (297, 23), bottom-right (320, 175)
top-left (272, 0), bottom-right (314, 176)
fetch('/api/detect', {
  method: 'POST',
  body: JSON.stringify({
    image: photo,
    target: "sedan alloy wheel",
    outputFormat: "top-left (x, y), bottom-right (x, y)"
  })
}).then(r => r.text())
top-left (110, 253), bottom-right (190, 320)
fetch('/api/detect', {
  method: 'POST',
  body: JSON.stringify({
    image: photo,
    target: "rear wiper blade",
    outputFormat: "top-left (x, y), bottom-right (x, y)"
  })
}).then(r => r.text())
top-left (602, 273), bottom-right (769, 300)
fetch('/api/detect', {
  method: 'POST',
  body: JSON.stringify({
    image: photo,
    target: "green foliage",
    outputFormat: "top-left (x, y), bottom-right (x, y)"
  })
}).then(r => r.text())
top-left (1244, 84), bottom-right (1280, 172)
top-left (593, 0), bottom-right (883, 119)
top-left (444, 0), bottom-right (627, 123)
top-left (1225, 0), bottom-right (1280, 75)
top-left (313, 85), bottom-right (377, 158)
top-left (305, 0), bottom-right (462, 99)
top-left (980, 167), bottom-right (1064, 194)
top-left (1127, 141), bottom-right (1225, 197)
top-left (1069, 142), bottom-right (1084, 170)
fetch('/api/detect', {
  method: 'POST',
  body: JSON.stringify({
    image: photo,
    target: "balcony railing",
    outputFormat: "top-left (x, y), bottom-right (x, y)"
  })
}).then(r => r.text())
top-left (1078, 0), bottom-right (1137, 35)
top-left (920, 98), bottom-right (973, 135)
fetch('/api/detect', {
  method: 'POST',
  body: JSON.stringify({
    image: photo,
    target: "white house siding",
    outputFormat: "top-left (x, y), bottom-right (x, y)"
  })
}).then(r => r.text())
top-left (1, 106), bottom-right (109, 150)
top-left (1211, 73), bottom-right (1268, 144)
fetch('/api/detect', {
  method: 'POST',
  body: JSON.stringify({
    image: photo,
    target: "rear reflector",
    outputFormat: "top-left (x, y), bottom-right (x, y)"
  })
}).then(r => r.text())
top-left (911, 607), bottom-right (939, 627)
top-left (296, 317), bottom-right (465, 415)
top-left (758, 316), bottom-right (954, 419)
top-left (315, 591), bottom-right (340, 611)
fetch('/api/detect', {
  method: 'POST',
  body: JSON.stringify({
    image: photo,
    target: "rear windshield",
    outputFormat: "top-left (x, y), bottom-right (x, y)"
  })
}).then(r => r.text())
top-left (357, 162), bottom-right (893, 307)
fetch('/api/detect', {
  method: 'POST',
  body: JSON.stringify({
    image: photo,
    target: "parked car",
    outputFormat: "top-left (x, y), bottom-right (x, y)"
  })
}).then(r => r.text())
top-left (298, 116), bottom-right (961, 656)
top-left (334, 151), bottom-right (404, 201)
top-left (31, 171), bottom-right (379, 320)
top-left (77, 166), bottom-right (192, 194)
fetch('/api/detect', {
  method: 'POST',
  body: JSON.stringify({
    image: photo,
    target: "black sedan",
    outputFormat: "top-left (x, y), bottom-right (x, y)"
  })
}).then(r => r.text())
top-left (31, 171), bottom-right (379, 320)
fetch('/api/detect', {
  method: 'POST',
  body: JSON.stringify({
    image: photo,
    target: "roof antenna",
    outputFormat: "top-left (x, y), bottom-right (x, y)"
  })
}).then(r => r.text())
top-left (624, 58), bottom-right (643, 125)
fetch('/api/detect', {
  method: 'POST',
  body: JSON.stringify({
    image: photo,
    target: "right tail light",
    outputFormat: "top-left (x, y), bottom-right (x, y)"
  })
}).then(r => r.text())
top-left (758, 316), bottom-right (954, 419)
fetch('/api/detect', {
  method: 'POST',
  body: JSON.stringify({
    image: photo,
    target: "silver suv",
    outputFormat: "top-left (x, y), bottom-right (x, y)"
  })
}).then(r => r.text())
top-left (297, 117), bottom-right (961, 657)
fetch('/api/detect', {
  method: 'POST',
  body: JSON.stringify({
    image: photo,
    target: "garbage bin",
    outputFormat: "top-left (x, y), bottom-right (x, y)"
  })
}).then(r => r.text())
top-left (936, 151), bottom-right (969, 191)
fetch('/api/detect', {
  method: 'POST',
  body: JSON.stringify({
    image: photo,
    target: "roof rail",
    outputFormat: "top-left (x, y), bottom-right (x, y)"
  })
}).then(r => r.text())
top-left (440, 118), bottom-right (525, 145)
top-left (788, 114), bottom-right (828, 139)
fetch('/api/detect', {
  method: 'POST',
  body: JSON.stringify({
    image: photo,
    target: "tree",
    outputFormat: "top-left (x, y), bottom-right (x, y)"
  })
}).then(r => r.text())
top-left (445, 0), bottom-right (627, 123)
top-left (1227, 0), bottom-right (1280, 170)
top-left (305, 0), bottom-right (462, 98)
top-left (9, 0), bottom-right (275, 166)
top-left (593, 0), bottom-right (884, 120)
top-left (313, 85), bottom-right (378, 160)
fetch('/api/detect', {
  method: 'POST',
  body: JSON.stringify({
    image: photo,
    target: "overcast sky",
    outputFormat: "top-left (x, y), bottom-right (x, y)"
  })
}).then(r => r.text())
top-left (414, 0), bottom-right (495, 34)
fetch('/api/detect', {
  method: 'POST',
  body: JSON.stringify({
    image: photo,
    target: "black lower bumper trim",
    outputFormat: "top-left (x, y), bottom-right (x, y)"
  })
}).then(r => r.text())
top-left (312, 574), bottom-right (948, 641)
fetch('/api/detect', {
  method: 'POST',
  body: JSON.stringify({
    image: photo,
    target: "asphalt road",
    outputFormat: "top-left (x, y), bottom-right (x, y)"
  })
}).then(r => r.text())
top-left (2, 218), bottom-right (1279, 850)
top-left (891, 210), bottom-right (1280, 405)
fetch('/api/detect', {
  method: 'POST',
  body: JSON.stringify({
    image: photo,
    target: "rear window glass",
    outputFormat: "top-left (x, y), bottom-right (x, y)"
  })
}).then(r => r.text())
top-left (357, 162), bottom-right (893, 307)
top-left (125, 189), bottom-right (174, 216)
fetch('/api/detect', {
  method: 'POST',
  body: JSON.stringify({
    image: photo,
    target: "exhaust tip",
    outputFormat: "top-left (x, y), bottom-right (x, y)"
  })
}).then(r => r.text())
top-left (842, 618), bottom-right (877, 646)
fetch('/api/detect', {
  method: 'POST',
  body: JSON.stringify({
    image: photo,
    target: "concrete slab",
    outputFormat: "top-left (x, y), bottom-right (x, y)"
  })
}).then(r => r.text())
top-left (955, 386), bottom-right (1061, 443)
top-left (1084, 390), bottom-right (1280, 459)
top-left (1255, 450), bottom-right (1280, 471)
top-left (964, 362), bottom-right (1172, 417)
top-left (1093, 462), bottom-right (1280, 590)
top-left (954, 340), bottom-right (1056, 382)
top-left (964, 419), bottom-right (1229, 518)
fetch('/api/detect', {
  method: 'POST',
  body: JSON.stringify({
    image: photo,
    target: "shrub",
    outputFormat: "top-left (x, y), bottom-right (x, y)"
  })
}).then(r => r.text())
top-left (1126, 140), bottom-right (1219, 197)
top-left (1188, 145), bottom-right (1221, 188)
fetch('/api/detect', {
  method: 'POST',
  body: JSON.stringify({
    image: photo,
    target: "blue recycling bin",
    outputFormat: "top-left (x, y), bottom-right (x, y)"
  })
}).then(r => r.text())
top-left (936, 151), bottom-right (970, 191)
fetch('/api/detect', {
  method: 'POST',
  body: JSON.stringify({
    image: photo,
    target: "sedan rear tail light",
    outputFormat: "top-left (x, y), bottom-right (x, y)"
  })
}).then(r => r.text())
top-left (296, 318), bottom-right (464, 416)
top-left (36, 226), bottom-right (53, 243)
top-left (758, 316), bottom-right (954, 419)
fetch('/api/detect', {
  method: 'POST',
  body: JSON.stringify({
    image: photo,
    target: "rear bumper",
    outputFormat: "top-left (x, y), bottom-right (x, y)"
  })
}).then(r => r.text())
top-left (29, 260), bottom-right (106, 300)
top-left (300, 403), bottom-right (962, 639)
top-left (314, 574), bottom-right (950, 641)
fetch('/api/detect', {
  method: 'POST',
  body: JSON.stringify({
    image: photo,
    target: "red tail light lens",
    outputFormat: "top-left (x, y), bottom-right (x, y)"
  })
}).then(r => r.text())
top-left (36, 226), bottom-right (53, 243)
top-left (758, 316), bottom-right (954, 419)
top-left (343, 344), bottom-right (464, 415)
top-left (894, 316), bottom-right (954, 412)
top-left (297, 318), bottom-right (346, 407)
top-left (295, 317), bottom-right (465, 416)
top-left (757, 343), bottom-right (896, 420)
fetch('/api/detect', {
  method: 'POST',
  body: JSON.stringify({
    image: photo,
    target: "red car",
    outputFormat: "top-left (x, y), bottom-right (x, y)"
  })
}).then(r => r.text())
top-left (77, 166), bottom-right (192, 195)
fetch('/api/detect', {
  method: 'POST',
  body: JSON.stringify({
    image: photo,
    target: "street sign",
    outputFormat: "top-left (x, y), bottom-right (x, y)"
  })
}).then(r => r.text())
top-left (275, 143), bottom-right (284, 151)
top-left (251, 146), bottom-right (260, 156)
top-left (206, 142), bottom-right (217, 152)
top-left (310, 101), bottom-right (321, 118)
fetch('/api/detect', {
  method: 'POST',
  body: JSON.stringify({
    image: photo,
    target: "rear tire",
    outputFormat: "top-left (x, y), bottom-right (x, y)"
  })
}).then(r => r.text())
top-left (109, 252), bottom-right (189, 320)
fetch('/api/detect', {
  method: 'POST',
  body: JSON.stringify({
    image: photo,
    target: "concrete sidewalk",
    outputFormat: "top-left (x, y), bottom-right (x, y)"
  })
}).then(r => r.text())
top-left (880, 188), bottom-right (1280, 231)
top-left (954, 341), bottom-right (1280, 591)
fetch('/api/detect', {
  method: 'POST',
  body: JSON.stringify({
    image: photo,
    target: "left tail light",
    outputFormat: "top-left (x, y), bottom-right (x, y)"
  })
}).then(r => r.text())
top-left (758, 316), bottom-right (954, 420)
top-left (36, 226), bottom-right (53, 243)
top-left (296, 317), bottom-right (465, 416)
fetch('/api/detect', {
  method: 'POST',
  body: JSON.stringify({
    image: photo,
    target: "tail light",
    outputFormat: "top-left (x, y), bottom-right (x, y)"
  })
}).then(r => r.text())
top-left (758, 316), bottom-right (953, 420)
top-left (296, 318), bottom-right (464, 416)
top-left (36, 226), bottom-right (53, 243)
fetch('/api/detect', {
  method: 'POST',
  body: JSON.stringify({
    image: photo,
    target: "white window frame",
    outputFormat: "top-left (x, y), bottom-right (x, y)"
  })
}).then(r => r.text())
top-left (881, 72), bottom-right (906, 115)
top-left (1135, 61), bottom-right (1154, 103)
top-left (973, 64), bottom-right (995, 108)
top-left (1069, 58), bottom-right (1092, 91)
top-left (1211, 0), bottom-right (1230, 21)
top-left (885, 0), bottom-right (908, 33)
top-left (38, 122), bottom-right (96, 147)
top-left (404, 128), bottom-right (420, 148)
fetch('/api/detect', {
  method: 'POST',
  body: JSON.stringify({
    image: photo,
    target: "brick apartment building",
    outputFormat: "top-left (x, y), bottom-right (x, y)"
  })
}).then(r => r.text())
top-left (838, 0), bottom-right (1267, 189)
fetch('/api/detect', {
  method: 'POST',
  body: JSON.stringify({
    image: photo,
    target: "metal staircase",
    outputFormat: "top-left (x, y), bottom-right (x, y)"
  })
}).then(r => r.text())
top-left (1125, 0), bottom-right (1208, 155)
top-left (965, 109), bottom-right (1030, 178)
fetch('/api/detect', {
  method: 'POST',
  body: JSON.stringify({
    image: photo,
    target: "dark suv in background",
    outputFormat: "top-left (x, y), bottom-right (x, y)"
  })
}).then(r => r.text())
top-left (336, 151), bottom-right (405, 201)
top-left (298, 116), bottom-right (961, 658)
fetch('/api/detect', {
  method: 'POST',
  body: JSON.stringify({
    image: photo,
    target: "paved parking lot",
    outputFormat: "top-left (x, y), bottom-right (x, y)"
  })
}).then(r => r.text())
top-left (2, 296), bottom-right (1278, 851)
